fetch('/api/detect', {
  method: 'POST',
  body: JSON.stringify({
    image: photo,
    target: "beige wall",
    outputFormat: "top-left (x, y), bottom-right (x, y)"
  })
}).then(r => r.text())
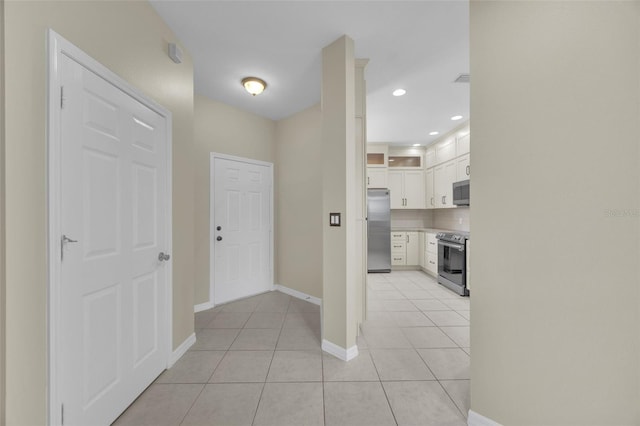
top-left (0, 0), bottom-right (5, 424)
top-left (4, 1), bottom-right (195, 424)
top-left (470, 1), bottom-right (639, 424)
top-left (321, 36), bottom-right (357, 350)
top-left (275, 104), bottom-right (323, 298)
top-left (194, 94), bottom-right (277, 305)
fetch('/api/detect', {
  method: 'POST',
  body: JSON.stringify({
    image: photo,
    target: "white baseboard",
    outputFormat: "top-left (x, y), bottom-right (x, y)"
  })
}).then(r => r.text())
top-left (273, 284), bottom-right (321, 306)
top-left (168, 332), bottom-right (196, 367)
top-left (194, 301), bottom-right (215, 313)
top-left (322, 339), bottom-right (359, 361)
top-left (468, 410), bottom-right (503, 426)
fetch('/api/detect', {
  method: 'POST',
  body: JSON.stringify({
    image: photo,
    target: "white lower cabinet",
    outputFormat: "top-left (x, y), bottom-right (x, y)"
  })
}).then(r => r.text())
top-left (425, 232), bottom-right (438, 275)
top-left (390, 231), bottom-right (419, 266)
top-left (418, 233), bottom-right (426, 268)
top-left (405, 232), bottom-right (419, 265)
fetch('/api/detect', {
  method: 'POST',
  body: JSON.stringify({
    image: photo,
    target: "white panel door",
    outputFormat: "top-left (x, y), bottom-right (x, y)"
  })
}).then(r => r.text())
top-left (59, 55), bottom-right (169, 425)
top-left (403, 171), bottom-right (425, 209)
top-left (213, 157), bottom-right (272, 304)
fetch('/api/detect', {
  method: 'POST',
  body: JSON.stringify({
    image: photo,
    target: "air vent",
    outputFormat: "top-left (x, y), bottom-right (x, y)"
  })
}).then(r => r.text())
top-left (454, 74), bottom-right (470, 83)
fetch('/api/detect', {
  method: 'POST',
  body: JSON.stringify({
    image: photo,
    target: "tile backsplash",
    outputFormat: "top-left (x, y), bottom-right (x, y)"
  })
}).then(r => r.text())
top-left (433, 207), bottom-right (470, 232)
top-left (390, 209), bottom-right (434, 228)
top-left (389, 208), bottom-right (470, 233)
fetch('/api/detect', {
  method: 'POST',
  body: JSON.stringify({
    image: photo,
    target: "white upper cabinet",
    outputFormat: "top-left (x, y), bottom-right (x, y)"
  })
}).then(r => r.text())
top-left (403, 171), bottom-right (426, 209)
top-left (367, 168), bottom-right (388, 188)
top-left (367, 144), bottom-right (388, 167)
top-left (456, 133), bottom-right (470, 156)
top-left (388, 171), bottom-right (404, 209)
top-left (425, 167), bottom-right (435, 209)
top-left (456, 153), bottom-right (470, 181)
top-left (434, 159), bottom-right (457, 208)
top-left (435, 137), bottom-right (456, 164)
top-left (425, 147), bottom-right (436, 168)
top-left (388, 170), bottom-right (425, 209)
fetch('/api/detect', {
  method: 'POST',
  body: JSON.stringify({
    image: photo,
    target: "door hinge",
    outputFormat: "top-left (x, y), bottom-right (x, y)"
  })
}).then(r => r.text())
top-left (61, 403), bottom-right (64, 425)
top-left (60, 86), bottom-right (65, 109)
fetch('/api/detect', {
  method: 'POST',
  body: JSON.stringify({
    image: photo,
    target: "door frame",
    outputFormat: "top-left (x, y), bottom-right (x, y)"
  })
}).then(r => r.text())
top-left (46, 30), bottom-right (173, 426)
top-left (209, 153), bottom-right (274, 306)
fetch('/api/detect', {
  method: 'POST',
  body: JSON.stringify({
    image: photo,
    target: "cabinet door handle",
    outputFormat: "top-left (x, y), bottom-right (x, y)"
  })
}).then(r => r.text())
top-left (406, 235), bottom-right (409, 243)
top-left (466, 165), bottom-right (470, 176)
top-left (443, 195), bottom-right (447, 204)
top-left (431, 197), bottom-right (434, 206)
top-left (367, 176), bottom-right (370, 185)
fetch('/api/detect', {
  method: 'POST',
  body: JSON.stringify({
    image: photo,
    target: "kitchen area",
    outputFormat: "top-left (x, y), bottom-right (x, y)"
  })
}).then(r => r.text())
top-left (367, 122), bottom-right (471, 297)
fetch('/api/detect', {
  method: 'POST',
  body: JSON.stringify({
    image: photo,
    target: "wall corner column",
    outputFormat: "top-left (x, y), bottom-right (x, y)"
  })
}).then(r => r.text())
top-left (320, 35), bottom-right (358, 360)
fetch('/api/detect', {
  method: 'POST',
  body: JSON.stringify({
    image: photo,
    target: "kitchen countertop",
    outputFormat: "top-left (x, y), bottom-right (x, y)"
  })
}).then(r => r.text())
top-left (391, 227), bottom-right (471, 238)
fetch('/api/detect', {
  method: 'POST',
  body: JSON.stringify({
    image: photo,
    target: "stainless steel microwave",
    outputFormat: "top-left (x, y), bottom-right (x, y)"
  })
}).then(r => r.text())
top-left (453, 180), bottom-right (470, 206)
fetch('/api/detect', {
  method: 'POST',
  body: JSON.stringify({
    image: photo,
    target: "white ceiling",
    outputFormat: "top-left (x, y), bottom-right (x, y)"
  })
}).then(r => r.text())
top-left (150, 1), bottom-right (469, 146)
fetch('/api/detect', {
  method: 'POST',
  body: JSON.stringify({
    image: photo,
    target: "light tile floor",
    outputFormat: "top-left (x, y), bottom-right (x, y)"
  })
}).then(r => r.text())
top-left (113, 270), bottom-right (470, 426)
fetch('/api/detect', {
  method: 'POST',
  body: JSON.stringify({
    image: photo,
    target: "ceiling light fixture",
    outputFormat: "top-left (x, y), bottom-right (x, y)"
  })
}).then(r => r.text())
top-left (412, 143), bottom-right (421, 147)
top-left (429, 131), bottom-right (439, 136)
top-left (392, 89), bottom-right (406, 97)
top-left (451, 115), bottom-right (463, 121)
top-left (242, 77), bottom-right (267, 96)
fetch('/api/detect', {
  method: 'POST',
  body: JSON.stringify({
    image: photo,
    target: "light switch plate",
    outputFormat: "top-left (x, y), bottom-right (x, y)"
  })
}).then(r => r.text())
top-left (329, 212), bottom-right (341, 227)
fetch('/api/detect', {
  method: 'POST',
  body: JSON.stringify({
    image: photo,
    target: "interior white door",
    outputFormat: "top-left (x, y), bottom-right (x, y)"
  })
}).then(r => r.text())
top-left (213, 156), bottom-right (272, 304)
top-left (58, 54), bottom-right (169, 426)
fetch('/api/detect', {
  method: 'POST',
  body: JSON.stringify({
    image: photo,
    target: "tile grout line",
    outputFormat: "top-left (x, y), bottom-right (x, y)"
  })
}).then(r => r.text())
top-left (177, 383), bottom-right (207, 426)
top-left (251, 295), bottom-right (291, 426)
top-left (367, 339), bottom-right (399, 426)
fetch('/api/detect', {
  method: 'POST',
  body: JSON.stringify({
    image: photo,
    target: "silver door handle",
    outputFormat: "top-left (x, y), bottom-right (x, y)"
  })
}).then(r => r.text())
top-left (443, 195), bottom-right (447, 204)
top-left (430, 197), bottom-right (434, 206)
top-left (466, 165), bottom-right (470, 176)
top-left (61, 235), bottom-right (78, 261)
top-left (158, 252), bottom-right (171, 261)
top-left (62, 235), bottom-right (78, 244)
top-left (367, 176), bottom-right (370, 185)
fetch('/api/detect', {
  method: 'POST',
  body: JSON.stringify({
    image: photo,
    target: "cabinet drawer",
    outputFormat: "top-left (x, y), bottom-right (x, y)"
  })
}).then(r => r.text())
top-left (391, 232), bottom-right (405, 241)
top-left (426, 253), bottom-right (438, 274)
top-left (391, 242), bottom-right (406, 253)
top-left (392, 254), bottom-right (406, 266)
top-left (426, 233), bottom-right (438, 254)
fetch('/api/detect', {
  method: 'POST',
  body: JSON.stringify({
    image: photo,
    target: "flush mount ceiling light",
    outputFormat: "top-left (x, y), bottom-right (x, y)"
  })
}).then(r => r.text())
top-left (429, 131), bottom-right (439, 136)
top-left (242, 77), bottom-right (267, 96)
top-left (451, 115), bottom-right (463, 121)
top-left (412, 143), bottom-right (421, 147)
top-left (392, 88), bottom-right (406, 97)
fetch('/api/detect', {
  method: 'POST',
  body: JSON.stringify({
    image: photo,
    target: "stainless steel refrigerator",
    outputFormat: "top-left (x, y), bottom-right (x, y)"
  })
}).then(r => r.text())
top-left (367, 189), bottom-right (391, 272)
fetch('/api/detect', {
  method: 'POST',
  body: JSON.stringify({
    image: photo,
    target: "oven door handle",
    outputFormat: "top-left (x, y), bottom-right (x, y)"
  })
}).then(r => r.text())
top-left (438, 241), bottom-right (465, 251)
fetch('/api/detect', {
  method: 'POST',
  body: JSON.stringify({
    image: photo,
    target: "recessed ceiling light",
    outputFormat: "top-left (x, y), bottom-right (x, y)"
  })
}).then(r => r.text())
top-left (412, 143), bottom-right (421, 147)
top-left (429, 131), bottom-right (439, 136)
top-left (451, 115), bottom-right (463, 121)
top-left (392, 89), bottom-right (406, 97)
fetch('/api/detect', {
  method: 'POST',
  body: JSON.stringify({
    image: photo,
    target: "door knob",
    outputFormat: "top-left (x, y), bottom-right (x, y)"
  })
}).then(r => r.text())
top-left (216, 226), bottom-right (222, 231)
top-left (158, 252), bottom-right (170, 261)
top-left (216, 236), bottom-right (222, 241)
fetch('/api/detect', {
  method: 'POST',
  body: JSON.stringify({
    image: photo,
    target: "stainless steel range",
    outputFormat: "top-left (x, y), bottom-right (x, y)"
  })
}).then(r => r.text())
top-left (436, 232), bottom-right (469, 296)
